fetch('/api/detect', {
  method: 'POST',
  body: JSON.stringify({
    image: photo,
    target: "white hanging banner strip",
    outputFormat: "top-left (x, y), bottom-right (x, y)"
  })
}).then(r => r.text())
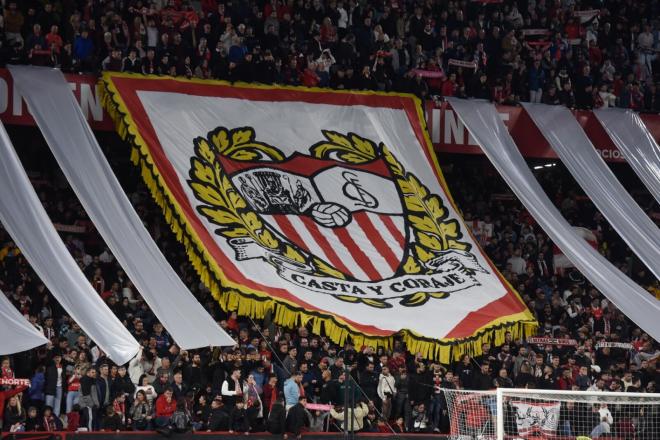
top-left (0, 289), bottom-right (48, 355)
top-left (594, 108), bottom-right (660, 204)
top-left (0, 121), bottom-right (139, 364)
top-left (522, 103), bottom-right (660, 280)
top-left (9, 66), bottom-right (235, 349)
top-left (448, 98), bottom-right (660, 341)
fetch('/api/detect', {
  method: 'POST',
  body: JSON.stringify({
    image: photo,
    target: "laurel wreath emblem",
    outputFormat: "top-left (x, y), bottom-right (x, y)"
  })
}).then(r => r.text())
top-left (188, 127), bottom-right (472, 308)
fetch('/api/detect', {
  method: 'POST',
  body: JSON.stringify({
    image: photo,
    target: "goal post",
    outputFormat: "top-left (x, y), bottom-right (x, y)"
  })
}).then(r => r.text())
top-left (442, 387), bottom-right (660, 440)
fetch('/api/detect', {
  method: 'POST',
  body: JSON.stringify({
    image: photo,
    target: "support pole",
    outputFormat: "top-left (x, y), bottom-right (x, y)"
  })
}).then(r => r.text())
top-left (343, 367), bottom-right (349, 440)
top-left (349, 368), bottom-right (355, 439)
top-left (496, 387), bottom-right (504, 440)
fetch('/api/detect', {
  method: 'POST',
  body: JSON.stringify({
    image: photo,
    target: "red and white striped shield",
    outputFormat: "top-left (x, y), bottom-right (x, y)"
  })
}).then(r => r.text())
top-left (219, 153), bottom-right (406, 281)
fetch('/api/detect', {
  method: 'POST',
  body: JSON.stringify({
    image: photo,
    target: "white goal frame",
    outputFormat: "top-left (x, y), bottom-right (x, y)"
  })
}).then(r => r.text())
top-left (495, 387), bottom-right (660, 440)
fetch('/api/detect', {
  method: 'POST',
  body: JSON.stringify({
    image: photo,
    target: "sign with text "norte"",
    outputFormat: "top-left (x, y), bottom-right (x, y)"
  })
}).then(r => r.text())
top-left (0, 68), bottom-right (112, 130)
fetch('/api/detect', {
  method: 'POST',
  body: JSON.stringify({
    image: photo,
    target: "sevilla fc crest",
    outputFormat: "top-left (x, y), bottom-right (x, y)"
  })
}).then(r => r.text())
top-left (188, 127), bottom-right (488, 308)
top-left (220, 148), bottom-right (405, 282)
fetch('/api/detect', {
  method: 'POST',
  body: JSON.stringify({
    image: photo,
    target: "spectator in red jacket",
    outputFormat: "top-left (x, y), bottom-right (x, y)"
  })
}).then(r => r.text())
top-left (301, 62), bottom-right (321, 88)
top-left (262, 375), bottom-right (278, 417)
top-left (557, 368), bottom-right (575, 390)
top-left (45, 25), bottom-right (63, 54)
top-left (154, 388), bottom-right (176, 428)
top-left (1, 358), bottom-right (15, 380)
top-left (441, 73), bottom-right (458, 97)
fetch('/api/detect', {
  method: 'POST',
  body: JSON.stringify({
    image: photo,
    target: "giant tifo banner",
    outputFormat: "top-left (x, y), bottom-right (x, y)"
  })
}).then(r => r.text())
top-left (100, 73), bottom-right (536, 361)
top-left (2, 68), bottom-right (660, 162)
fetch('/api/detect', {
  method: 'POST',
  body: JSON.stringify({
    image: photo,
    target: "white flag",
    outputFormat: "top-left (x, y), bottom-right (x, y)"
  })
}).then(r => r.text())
top-left (511, 401), bottom-right (560, 437)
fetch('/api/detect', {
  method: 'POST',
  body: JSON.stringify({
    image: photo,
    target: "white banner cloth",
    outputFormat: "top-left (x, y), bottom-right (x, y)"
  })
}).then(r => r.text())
top-left (0, 290), bottom-right (48, 355)
top-left (522, 103), bottom-right (660, 280)
top-left (9, 66), bottom-right (234, 349)
top-left (594, 108), bottom-right (660, 204)
top-left (0, 121), bottom-right (139, 364)
top-left (448, 98), bottom-right (660, 341)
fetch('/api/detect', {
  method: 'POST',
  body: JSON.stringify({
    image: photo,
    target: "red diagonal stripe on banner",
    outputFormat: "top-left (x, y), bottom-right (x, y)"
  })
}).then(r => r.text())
top-left (298, 216), bottom-right (354, 278)
top-left (273, 215), bottom-right (310, 252)
top-left (380, 215), bottom-right (406, 248)
top-left (353, 212), bottom-right (400, 273)
top-left (332, 225), bottom-right (381, 281)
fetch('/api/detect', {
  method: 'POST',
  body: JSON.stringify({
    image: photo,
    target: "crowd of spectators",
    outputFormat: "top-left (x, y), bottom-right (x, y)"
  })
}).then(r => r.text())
top-left (2, 0), bottom-right (660, 110)
top-left (0, 129), bottom-right (657, 435)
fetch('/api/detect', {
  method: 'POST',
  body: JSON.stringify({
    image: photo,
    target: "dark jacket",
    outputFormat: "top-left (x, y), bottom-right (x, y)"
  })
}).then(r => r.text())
top-left (101, 413), bottom-right (123, 431)
top-left (24, 415), bottom-right (41, 431)
top-left (409, 372), bottom-right (432, 404)
top-left (455, 364), bottom-right (473, 389)
top-left (41, 414), bottom-right (63, 431)
top-left (3, 406), bottom-right (25, 430)
top-left (266, 402), bottom-right (286, 434)
top-left (319, 379), bottom-right (338, 404)
top-left (96, 376), bottom-right (111, 407)
top-left (111, 375), bottom-right (135, 398)
top-left (171, 381), bottom-right (189, 401)
top-left (285, 402), bottom-right (310, 436)
top-left (79, 375), bottom-right (99, 409)
top-left (229, 407), bottom-right (249, 432)
top-left (207, 406), bottom-right (229, 431)
top-left (44, 363), bottom-right (65, 395)
top-left (358, 370), bottom-right (379, 401)
top-left (184, 364), bottom-right (207, 389)
top-left (193, 403), bottom-right (210, 426)
top-left (472, 371), bottom-right (493, 391)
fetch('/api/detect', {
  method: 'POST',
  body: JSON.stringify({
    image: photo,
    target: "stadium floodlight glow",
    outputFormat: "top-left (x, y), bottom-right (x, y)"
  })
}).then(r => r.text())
top-left (442, 387), bottom-right (660, 440)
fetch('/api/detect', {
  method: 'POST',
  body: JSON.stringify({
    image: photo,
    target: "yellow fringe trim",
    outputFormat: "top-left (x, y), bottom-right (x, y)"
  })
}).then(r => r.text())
top-left (99, 73), bottom-right (537, 363)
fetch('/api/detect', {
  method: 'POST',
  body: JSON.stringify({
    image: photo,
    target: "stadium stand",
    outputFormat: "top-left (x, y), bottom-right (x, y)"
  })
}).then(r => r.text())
top-left (0, 0), bottom-right (658, 437)
top-left (0, 0), bottom-right (659, 109)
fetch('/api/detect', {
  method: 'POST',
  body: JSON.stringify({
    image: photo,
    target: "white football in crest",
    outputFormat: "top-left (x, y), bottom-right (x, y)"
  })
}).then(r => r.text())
top-left (310, 202), bottom-right (351, 228)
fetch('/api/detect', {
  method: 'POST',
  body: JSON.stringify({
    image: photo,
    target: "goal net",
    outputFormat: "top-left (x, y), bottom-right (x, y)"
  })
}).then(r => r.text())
top-left (442, 388), bottom-right (660, 440)
top-left (443, 389), bottom-right (498, 439)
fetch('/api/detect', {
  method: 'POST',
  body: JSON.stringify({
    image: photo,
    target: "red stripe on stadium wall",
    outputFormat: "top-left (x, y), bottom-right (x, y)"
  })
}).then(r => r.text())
top-left (0, 69), bottom-right (113, 130)
top-left (3, 67), bottom-right (660, 164)
top-left (424, 100), bottom-right (649, 163)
